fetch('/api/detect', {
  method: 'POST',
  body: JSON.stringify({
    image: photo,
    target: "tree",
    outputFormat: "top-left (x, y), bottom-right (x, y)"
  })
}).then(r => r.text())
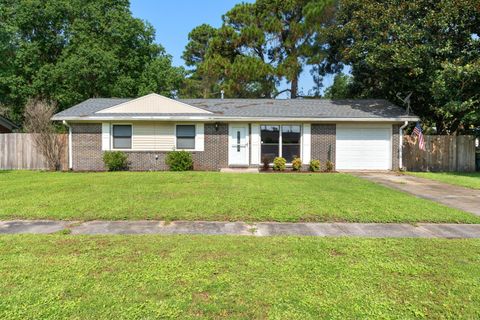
top-left (138, 56), bottom-right (185, 97)
top-left (23, 100), bottom-right (65, 171)
top-left (182, 24), bottom-right (218, 68)
top-left (322, 0), bottom-right (480, 134)
top-left (181, 24), bottom-right (221, 98)
top-left (182, 0), bottom-right (334, 99)
top-left (0, 0), bottom-right (184, 123)
top-left (323, 73), bottom-right (353, 99)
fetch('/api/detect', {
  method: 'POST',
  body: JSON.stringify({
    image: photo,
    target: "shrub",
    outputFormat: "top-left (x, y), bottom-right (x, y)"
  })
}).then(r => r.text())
top-left (103, 151), bottom-right (129, 171)
top-left (166, 151), bottom-right (193, 171)
top-left (292, 157), bottom-right (302, 171)
top-left (273, 157), bottom-right (286, 171)
top-left (261, 156), bottom-right (271, 171)
top-left (309, 159), bottom-right (321, 172)
top-left (326, 160), bottom-right (334, 172)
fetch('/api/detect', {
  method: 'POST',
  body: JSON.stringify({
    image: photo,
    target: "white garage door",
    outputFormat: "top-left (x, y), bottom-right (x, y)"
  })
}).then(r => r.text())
top-left (336, 124), bottom-right (392, 170)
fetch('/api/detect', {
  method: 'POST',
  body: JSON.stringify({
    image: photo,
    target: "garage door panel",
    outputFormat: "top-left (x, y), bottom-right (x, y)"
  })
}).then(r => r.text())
top-left (336, 125), bottom-right (392, 170)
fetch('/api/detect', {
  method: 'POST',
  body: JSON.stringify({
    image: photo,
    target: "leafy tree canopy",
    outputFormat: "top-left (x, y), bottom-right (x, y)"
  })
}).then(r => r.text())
top-left (0, 0), bottom-right (184, 122)
top-left (323, 73), bottom-right (353, 99)
top-left (322, 0), bottom-right (480, 134)
top-left (182, 0), bottom-right (334, 99)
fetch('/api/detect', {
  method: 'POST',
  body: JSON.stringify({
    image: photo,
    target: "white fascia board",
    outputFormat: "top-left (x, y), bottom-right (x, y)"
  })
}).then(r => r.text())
top-left (52, 116), bottom-right (419, 122)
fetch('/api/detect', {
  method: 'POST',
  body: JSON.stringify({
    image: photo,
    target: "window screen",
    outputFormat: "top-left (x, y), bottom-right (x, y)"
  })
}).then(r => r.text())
top-left (281, 125), bottom-right (301, 162)
top-left (260, 125), bottom-right (301, 163)
top-left (112, 125), bottom-right (132, 149)
top-left (176, 125), bottom-right (195, 149)
top-left (260, 125), bottom-right (280, 161)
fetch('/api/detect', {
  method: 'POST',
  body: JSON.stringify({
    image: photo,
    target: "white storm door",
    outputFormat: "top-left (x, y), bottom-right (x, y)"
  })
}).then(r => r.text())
top-left (229, 125), bottom-right (249, 165)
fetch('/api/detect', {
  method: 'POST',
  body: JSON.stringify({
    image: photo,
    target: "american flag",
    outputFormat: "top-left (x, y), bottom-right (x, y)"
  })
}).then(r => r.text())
top-left (412, 122), bottom-right (426, 151)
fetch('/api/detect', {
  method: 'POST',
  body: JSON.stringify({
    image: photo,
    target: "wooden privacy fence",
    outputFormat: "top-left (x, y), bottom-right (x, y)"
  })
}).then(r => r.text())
top-left (0, 133), bottom-right (68, 170)
top-left (403, 135), bottom-right (476, 172)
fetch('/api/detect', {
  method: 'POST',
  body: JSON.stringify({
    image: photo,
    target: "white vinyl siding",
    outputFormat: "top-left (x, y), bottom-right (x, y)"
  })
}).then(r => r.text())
top-left (102, 122), bottom-right (205, 151)
top-left (102, 123), bottom-right (111, 151)
top-left (132, 123), bottom-right (175, 150)
top-left (336, 124), bottom-right (392, 170)
top-left (250, 124), bottom-right (261, 165)
top-left (195, 123), bottom-right (204, 151)
top-left (301, 124), bottom-right (311, 164)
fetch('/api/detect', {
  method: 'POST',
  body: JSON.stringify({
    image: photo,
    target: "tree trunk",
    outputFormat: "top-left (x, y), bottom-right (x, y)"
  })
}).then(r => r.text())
top-left (203, 87), bottom-right (208, 99)
top-left (290, 74), bottom-right (298, 99)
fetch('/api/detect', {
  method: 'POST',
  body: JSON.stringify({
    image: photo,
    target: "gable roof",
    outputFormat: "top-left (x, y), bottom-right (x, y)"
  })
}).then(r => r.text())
top-left (52, 94), bottom-right (418, 122)
top-left (0, 115), bottom-right (19, 131)
top-left (97, 93), bottom-right (212, 114)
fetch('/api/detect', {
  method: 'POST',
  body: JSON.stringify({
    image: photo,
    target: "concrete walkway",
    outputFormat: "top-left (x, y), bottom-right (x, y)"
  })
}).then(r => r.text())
top-left (352, 172), bottom-right (480, 216)
top-left (1, 220), bottom-right (480, 238)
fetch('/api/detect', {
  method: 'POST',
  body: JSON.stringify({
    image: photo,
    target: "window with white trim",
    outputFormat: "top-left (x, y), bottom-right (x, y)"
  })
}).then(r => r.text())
top-left (176, 125), bottom-right (195, 149)
top-left (260, 125), bottom-right (301, 162)
top-left (112, 125), bottom-right (132, 149)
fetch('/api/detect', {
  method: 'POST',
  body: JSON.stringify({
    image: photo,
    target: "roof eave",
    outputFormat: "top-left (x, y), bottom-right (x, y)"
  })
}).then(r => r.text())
top-left (51, 115), bottom-right (419, 122)
top-left (0, 117), bottom-right (19, 130)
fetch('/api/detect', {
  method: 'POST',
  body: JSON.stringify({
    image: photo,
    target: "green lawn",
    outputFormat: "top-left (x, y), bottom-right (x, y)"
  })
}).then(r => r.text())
top-left (406, 172), bottom-right (480, 190)
top-left (0, 170), bottom-right (478, 223)
top-left (0, 235), bottom-right (478, 319)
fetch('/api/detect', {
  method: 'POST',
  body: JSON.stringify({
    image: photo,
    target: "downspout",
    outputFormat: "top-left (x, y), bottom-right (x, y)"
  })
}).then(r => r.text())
top-left (63, 120), bottom-right (73, 170)
top-left (398, 121), bottom-right (408, 170)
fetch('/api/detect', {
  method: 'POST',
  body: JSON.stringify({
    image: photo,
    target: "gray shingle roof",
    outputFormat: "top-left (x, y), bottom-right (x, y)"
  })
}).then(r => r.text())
top-left (0, 115), bottom-right (19, 130)
top-left (52, 98), bottom-right (417, 120)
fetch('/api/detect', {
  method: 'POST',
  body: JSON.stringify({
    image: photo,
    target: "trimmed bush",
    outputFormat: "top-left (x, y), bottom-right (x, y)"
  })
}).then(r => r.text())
top-left (103, 151), bottom-right (129, 171)
top-left (261, 156), bottom-right (271, 171)
top-left (309, 159), bottom-right (321, 172)
top-left (273, 157), bottom-right (286, 171)
top-left (166, 151), bottom-right (193, 171)
top-left (292, 157), bottom-right (302, 171)
top-left (326, 160), bottom-right (334, 172)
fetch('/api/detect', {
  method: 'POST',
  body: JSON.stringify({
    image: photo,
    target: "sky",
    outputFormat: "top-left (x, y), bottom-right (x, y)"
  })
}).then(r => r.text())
top-left (129, 0), bottom-right (335, 98)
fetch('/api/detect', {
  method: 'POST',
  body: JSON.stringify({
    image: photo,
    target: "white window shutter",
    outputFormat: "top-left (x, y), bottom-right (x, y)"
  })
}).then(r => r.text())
top-left (251, 124), bottom-right (261, 164)
top-left (195, 123), bottom-right (204, 151)
top-left (102, 123), bottom-right (111, 151)
top-left (302, 124), bottom-right (311, 164)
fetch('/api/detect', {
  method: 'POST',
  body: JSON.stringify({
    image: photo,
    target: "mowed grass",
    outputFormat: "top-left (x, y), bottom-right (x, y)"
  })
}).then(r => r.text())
top-left (0, 170), bottom-right (478, 223)
top-left (406, 171), bottom-right (480, 190)
top-left (0, 235), bottom-right (479, 319)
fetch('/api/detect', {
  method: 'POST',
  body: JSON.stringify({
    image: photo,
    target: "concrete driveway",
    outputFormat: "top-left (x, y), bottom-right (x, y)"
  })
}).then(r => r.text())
top-left (352, 172), bottom-right (480, 216)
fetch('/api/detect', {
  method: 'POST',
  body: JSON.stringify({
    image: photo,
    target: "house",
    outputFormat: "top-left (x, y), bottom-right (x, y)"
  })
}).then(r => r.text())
top-left (52, 93), bottom-right (418, 171)
top-left (0, 115), bottom-right (18, 133)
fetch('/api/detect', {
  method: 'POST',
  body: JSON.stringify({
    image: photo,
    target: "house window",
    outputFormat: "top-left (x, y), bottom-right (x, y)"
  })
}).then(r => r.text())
top-left (112, 125), bottom-right (132, 149)
top-left (281, 125), bottom-right (301, 162)
top-left (261, 125), bottom-right (301, 163)
top-left (260, 125), bottom-right (280, 161)
top-left (176, 125), bottom-right (195, 149)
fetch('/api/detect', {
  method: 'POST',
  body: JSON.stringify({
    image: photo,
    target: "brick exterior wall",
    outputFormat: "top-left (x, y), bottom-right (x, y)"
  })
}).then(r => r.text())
top-left (311, 124), bottom-right (336, 171)
top-left (71, 123), bottom-right (228, 171)
top-left (392, 124), bottom-right (401, 170)
top-left (72, 123), bottom-right (104, 171)
top-left (193, 123), bottom-right (228, 170)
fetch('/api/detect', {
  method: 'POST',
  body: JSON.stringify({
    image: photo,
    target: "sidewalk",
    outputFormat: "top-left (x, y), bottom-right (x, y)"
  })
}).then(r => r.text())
top-left (1, 220), bottom-right (480, 238)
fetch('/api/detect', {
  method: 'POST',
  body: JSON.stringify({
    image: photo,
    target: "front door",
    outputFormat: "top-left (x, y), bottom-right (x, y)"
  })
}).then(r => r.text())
top-left (229, 125), bottom-right (249, 166)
